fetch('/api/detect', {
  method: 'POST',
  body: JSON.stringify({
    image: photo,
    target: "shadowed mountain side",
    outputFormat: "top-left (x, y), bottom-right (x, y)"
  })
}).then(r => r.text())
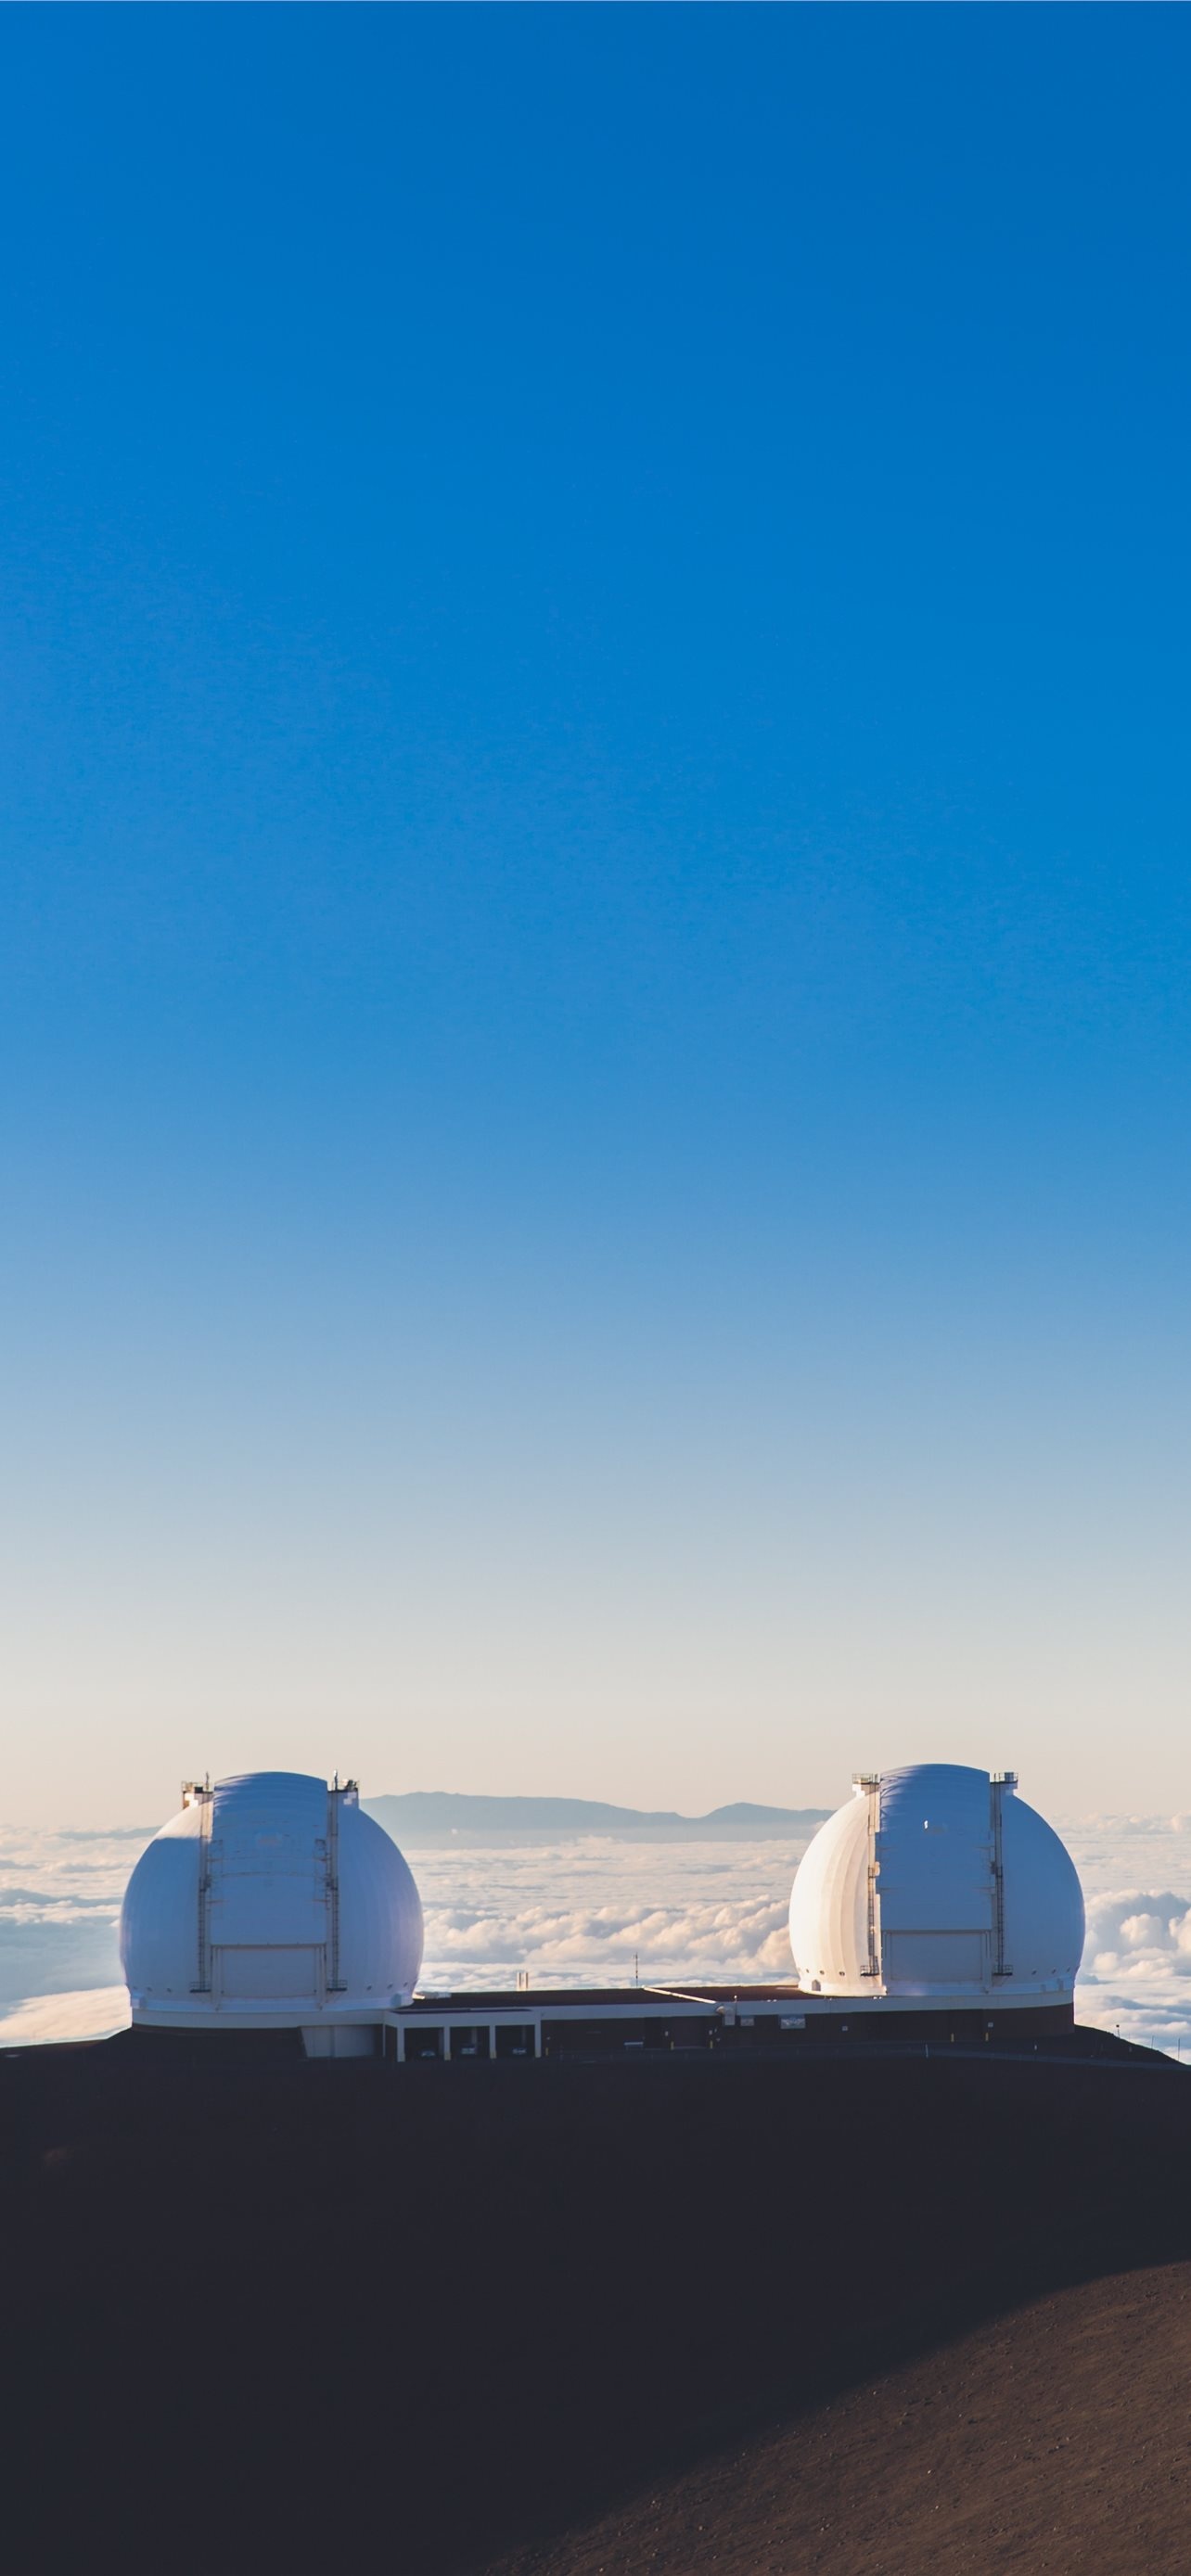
top-left (2, 2038), bottom-right (1190, 2576)
top-left (495, 2261), bottom-right (1191, 2575)
top-left (365, 1792), bottom-right (830, 1842)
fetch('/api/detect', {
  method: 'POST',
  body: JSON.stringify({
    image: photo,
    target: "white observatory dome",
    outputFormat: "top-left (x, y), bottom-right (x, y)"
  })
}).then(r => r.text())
top-left (121, 1771), bottom-right (424, 2040)
top-left (788, 1764), bottom-right (1084, 2003)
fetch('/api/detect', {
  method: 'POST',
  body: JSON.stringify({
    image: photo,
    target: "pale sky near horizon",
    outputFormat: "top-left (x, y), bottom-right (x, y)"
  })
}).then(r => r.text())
top-left (3, 8), bottom-right (1191, 1830)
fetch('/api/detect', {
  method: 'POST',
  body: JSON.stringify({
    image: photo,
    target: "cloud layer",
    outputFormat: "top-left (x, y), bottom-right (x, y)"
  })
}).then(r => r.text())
top-left (416, 1843), bottom-right (803, 1990)
top-left (0, 1985), bottom-right (129, 2046)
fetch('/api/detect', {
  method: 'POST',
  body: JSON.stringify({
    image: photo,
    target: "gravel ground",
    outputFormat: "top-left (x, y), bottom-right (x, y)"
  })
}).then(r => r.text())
top-left (496, 2263), bottom-right (1191, 2576)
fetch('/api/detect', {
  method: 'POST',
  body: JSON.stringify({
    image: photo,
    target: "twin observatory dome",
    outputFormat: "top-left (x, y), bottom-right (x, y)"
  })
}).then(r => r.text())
top-left (121, 1762), bottom-right (1085, 2059)
top-left (122, 1774), bottom-right (425, 2055)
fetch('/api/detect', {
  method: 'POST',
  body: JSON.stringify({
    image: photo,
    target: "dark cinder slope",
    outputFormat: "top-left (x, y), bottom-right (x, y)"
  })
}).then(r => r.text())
top-left (2, 2035), bottom-right (1190, 2576)
top-left (497, 2261), bottom-right (1191, 2575)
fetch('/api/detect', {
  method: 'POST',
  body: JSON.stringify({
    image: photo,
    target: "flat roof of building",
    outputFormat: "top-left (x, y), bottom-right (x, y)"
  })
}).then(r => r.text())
top-left (403, 1983), bottom-right (806, 2011)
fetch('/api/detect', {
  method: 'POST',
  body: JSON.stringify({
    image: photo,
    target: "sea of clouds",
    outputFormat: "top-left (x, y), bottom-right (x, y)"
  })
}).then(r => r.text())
top-left (7, 1812), bottom-right (1191, 2056)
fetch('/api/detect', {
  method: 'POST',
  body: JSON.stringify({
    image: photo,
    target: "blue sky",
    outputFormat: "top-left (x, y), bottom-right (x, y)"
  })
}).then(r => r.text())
top-left (3, 6), bottom-right (1190, 1824)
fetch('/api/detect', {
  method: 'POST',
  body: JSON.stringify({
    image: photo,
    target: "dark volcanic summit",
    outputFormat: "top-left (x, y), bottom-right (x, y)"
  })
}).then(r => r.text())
top-left (4, 2028), bottom-right (1191, 2576)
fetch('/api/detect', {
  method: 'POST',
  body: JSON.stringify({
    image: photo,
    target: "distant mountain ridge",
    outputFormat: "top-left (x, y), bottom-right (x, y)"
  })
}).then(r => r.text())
top-left (364, 1791), bottom-right (829, 1844)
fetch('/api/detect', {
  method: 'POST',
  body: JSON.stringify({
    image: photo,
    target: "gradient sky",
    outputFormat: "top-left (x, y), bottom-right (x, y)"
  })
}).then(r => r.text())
top-left (3, 6), bottom-right (1190, 1827)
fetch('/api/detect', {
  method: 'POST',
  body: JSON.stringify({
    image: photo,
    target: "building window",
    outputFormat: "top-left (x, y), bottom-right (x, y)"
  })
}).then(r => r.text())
top-left (494, 2022), bottom-right (536, 2060)
top-left (449, 2025), bottom-right (491, 2060)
